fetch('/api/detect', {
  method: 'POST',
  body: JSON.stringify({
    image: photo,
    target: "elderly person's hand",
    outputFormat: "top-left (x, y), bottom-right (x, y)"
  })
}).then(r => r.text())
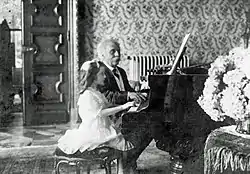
top-left (128, 92), bottom-right (147, 103)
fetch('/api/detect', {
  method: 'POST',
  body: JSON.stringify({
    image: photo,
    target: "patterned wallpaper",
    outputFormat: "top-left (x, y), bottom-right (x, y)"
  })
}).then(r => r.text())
top-left (79, 0), bottom-right (248, 72)
top-left (0, 0), bottom-right (248, 71)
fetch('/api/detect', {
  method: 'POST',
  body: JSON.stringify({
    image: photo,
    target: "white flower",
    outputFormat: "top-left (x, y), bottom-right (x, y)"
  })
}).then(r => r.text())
top-left (246, 103), bottom-right (250, 114)
top-left (244, 83), bottom-right (250, 99)
top-left (202, 78), bottom-right (220, 95)
top-left (238, 57), bottom-right (250, 79)
top-left (208, 56), bottom-right (232, 78)
top-left (197, 95), bottom-right (221, 121)
top-left (223, 69), bottom-right (247, 88)
top-left (220, 86), bottom-right (246, 120)
top-left (229, 47), bottom-right (245, 65)
top-left (198, 45), bottom-right (250, 122)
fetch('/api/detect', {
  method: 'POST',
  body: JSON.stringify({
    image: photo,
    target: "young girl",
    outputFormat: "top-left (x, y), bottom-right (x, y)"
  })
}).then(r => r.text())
top-left (57, 60), bottom-right (135, 154)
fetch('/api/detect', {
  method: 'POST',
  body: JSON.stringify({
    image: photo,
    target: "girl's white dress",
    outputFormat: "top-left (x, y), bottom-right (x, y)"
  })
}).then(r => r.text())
top-left (57, 87), bottom-right (134, 154)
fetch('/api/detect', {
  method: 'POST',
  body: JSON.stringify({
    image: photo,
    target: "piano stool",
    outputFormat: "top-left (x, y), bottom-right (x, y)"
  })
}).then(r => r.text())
top-left (54, 147), bottom-right (120, 174)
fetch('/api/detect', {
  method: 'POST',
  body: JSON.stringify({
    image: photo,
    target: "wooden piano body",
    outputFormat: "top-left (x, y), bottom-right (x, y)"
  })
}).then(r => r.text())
top-left (152, 67), bottom-right (232, 152)
top-left (126, 38), bottom-right (232, 171)
top-left (124, 67), bottom-right (232, 173)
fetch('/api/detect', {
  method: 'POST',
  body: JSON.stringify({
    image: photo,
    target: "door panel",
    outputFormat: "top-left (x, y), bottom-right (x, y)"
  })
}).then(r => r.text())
top-left (22, 0), bottom-right (69, 125)
top-left (34, 35), bottom-right (63, 64)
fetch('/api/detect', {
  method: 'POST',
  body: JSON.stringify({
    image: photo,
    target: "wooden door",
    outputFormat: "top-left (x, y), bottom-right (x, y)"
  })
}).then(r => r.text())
top-left (22, 0), bottom-right (70, 125)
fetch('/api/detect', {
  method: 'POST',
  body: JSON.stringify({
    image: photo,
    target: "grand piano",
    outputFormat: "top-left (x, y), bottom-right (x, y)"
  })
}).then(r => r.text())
top-left (123, 33), bottom-right (235, 173)
top-left (125, 66), bottom-right (233, 173)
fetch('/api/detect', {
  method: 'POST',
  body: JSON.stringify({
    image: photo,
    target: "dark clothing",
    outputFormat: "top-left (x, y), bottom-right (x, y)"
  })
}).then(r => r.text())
top-left (121, 112), bottom-right (153, 162)
top-left (103, 66), bottom-right (135, 105)
top-left (102, 65), bottom-right (153, 164)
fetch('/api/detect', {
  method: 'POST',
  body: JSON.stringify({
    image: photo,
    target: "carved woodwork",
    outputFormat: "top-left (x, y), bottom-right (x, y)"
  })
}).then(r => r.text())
top-left (22, 0), bottom-right (70, 125)
top-left (148, 67), bottom-right (232, 173)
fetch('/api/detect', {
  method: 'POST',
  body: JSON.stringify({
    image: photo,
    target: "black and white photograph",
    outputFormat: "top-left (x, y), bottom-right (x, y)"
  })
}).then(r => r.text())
top-left (0, 0), bottom-right (250, 173)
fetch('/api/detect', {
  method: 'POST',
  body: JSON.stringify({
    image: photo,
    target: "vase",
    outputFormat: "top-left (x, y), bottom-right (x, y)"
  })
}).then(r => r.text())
top-left (235, 118), bottom-right (250, 134)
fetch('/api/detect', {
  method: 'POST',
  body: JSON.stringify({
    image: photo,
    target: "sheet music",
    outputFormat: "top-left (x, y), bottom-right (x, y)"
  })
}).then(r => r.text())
top-left (167, 33), bottom-right (191, 75)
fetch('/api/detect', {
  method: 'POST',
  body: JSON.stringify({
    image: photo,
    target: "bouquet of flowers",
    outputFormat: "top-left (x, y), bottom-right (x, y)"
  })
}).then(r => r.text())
top-left (197, 46), bottom-right (250, 122)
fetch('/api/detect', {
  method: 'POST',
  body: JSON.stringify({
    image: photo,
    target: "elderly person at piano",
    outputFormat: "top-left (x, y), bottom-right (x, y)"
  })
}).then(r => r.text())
top-left (56, 60), bottom-right (138, 174)
top-left (97, 39), bottom-right (146, 104)
top-left (97, 38), bottom-right (153, 173)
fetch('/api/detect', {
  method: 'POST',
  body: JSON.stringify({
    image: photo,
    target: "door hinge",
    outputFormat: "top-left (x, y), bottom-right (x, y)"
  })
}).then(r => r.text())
top-left (67, 101), bottom-right (71, 113)
top-left (22, 45), bottom-right (35, 53)
top-left (67, 30), bottom-right (70, 41)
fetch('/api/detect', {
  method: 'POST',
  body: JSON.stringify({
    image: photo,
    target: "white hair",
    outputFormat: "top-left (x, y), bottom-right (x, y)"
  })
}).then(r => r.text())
top-left (97, 39), bottom-right (120, 61)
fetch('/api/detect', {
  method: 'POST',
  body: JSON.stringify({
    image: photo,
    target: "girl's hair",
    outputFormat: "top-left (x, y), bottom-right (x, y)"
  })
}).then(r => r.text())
top-left (79, 60), bottom-right (105, 94)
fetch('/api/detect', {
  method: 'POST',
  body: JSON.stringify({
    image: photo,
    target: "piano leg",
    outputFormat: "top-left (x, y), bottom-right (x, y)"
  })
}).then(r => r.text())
top-left (169, 155), bottom-right (184, 174)
top-left (154, 121), bottom-right (206, 174)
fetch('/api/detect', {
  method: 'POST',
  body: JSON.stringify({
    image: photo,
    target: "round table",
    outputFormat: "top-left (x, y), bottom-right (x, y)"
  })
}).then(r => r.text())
top-left (204, 125), bottom-right (250, 174)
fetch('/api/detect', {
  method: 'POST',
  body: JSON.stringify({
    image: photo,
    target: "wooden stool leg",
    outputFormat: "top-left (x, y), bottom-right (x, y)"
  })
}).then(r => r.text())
top-left (54, 159), bottom-right (58, 174)
top-left (116, 159), bottom-right (120, 174)
top-left (76, 162), bottom-right (81, 174)
top-left (169, 156), bottom-right (184, 174)
top-left (56, 160), bottom-right (65, 174)
top-left (104, 162), bottom-right (112, 174)
top-left (116, 157), bottom-right (125, 174)
top-left (87, 165), bottom-right (91, 174)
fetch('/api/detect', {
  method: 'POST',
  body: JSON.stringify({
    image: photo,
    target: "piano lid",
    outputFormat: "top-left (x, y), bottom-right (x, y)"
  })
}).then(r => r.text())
top-left (147, 67), bottom-right (208, 122)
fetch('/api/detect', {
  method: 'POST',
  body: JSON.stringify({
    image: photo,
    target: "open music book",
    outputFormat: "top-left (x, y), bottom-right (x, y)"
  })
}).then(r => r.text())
top-left (167, 33), bottom-right (191, 75)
